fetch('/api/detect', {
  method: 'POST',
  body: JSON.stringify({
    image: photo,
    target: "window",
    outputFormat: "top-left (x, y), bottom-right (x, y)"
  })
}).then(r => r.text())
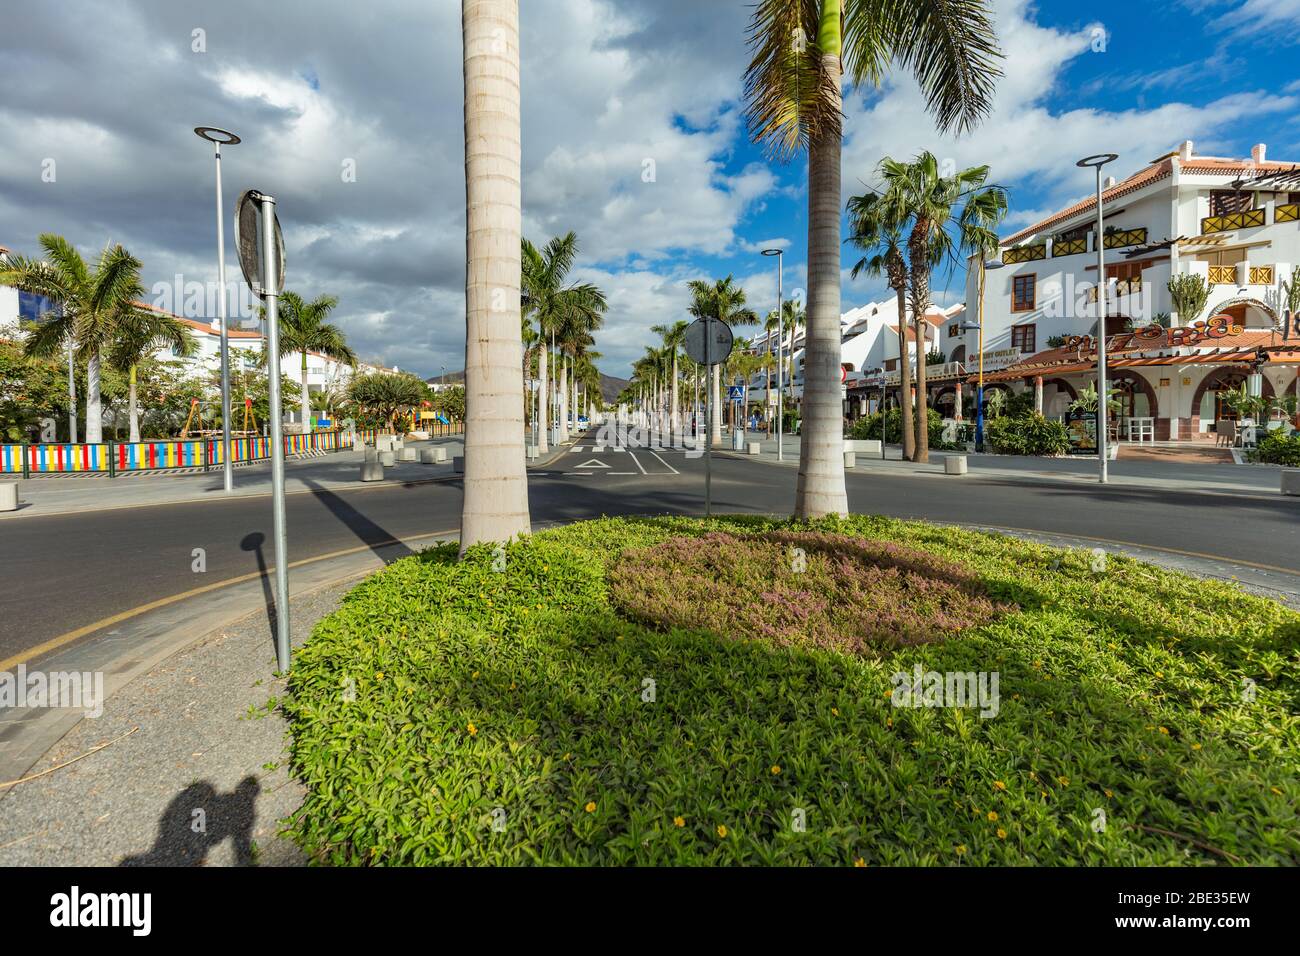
top-left (1011, 324), bottom-right (1036, 353)
top-left (1012, 274), bottom-right (1036, 312)
top-left (948, 323), bottom-right (961, 338)
top-left (1209, 190), bottom-right (1252, 217)
top-left (884, 358), bottom-right (898, 372)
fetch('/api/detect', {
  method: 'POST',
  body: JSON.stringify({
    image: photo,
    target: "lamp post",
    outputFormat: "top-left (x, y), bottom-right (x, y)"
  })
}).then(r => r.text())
top-left (762, 248), bottom-right (785, 461)
top-left (1077, 153), bottom-right (1119, 483)
top-left (865, 366), bottom-right (885, 459)
top-left (195, 126), bottom-right (241, 492)
top-left (960, 256), bottom-right (1004, 454)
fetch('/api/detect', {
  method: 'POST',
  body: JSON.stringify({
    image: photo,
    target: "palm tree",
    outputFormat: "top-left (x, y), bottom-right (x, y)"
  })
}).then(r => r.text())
top-left (462, 0), bottom-right (530, 548)
top-left (107, 305), bottom-right (195, 442)
top-left (687, 276), bottom-right (758, 445)
top-left (651, 319), bottom-right (689, 435)
top-left (874, 152), bottom-right (1007, 461)
top-left (848, 192), bottom-right (915, 459)
top-left (260, 291), bottom-right (356, 433)
top-left (0, 235), bottom-right (159, 444)
top-left (347, 371), bottom-right (428, 431)
top-left (521, 232), bottom-right (607, 450)
top-left (744, 0), bottom-right (1001, 516)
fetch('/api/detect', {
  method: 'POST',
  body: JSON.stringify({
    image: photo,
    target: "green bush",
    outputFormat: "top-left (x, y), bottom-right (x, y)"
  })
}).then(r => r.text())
top-left (849, 407), bottom-right (959, 449)
top-left (284, 515), bottom-right (1300, 866)
top-left (984, 414), bottom-right (1071, 456)
top-left (1249, 431), bottom-right (1300, 467)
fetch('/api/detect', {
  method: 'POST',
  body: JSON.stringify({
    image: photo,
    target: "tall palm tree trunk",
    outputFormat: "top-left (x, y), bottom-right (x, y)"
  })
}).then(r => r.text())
top-left (128, 364), bottom-right (141, 443)
top-left (301, 353), bottom-right (312, 433)
top-left (536, 345), bottom-right (548, 453)
top-left (710, 364), bottom-right (721, 445)
top-left (558, 357), bottom-right (569, 442)
top-left (794, 22), bottom-right (848, 518)
top-left (85, 350), bottom-right (104, 444)
top-left (909, 228), bottom-right (932, 463)
top-left (460, 0), bottom-right (530, 549)
top-left (669, 355), bottom-right (679, 436)
top-left (896, 294), bottom-right (914, 460)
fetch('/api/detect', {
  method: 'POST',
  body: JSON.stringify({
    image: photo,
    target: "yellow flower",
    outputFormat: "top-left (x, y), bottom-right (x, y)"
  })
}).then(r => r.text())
top-left (673, 816), bottom-right (685, 828)
top-left (1191, 743), bottom-right (1202, 751)
top-left (467, 722), bottom-right (477, 736)
top-left (770, 765), bottom-right (781, 775)
top-left (955, 844), bottom-right (967, 856)
top-left (717, 824), bottom-right (728, 838)
top-left (993, 781), bottom-right (1006, 791)
top-left (1271, 787), bottom-right (1283, 796)
top-left (1057, 776), bottom-right (1069, 786)
top-left (510, 681), bottom-right (517, 690)
top-left (1104, 789), bottom-right (1113, 798)
top-left (562, 753), bottom-right (571, 761)
top-left (472, 671), bottom-right (479, 679)
top-left (886, 718), bottom-right (893, 727)
top-left (1158, 726), bottom-right (1169, 735)
top-left (1155, 671), bottom-right (1164, 678)
top-left (884, 689), bottom-right (893, 698)
top-left (585, 801), bottom-right (596, 813)
top-left (1028, 771), bottom-right (1037, 780)
top-left (987, 811), bottom-right (998, 822)
top-left (375, 672), bottom-right (385, 681)
top-left (831, 707), bottom-right (840, 717)
top-left (853, 858), bottom-right (867, 867)
top-left (996, 828), bottom-right (1007, 840)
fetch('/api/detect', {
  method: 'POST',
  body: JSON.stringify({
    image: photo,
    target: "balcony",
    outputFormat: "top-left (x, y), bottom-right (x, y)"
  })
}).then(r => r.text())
top-left (1087, 276), bottom-right (1142, 302)
top-left (1102, 227), bottom-right (1147, 249)
top-left (1201, 208), bottom-right (1265, 234)
top-left (1208, 265), bottom-right (1237, 285)
top-left (1277, 203), bottom-right (1299, 224)
top-left (1051, 237), bottom-right (1087, 257)
top-left (1249, 266), bottom-right (1275, 285)
top-left (1002, 244), bottom-right (1046, 265)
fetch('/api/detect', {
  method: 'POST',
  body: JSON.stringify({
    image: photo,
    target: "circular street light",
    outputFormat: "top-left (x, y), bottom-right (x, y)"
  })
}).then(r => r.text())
top-left (195, 126), bottom-right (241, 493)
top-left (1077, 152), bottom-right (1119, 483)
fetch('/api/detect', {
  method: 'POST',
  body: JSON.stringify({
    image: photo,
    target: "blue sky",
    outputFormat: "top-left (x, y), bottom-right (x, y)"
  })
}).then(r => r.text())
top-left (2, 0), bottom-right (1297, 379)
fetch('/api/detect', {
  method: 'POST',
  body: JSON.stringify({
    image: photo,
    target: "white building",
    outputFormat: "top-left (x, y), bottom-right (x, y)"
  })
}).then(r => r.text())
top-left (959, 141), bottom-right (1300, 439)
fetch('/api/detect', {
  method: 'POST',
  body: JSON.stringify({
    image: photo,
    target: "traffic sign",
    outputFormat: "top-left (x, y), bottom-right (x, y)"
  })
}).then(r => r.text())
top-left (234, 189), bottom-right (285, 299)
top-left (727, 386), bottom-right (744, 401)
top-left (684, 317), bottom-right (733, 366)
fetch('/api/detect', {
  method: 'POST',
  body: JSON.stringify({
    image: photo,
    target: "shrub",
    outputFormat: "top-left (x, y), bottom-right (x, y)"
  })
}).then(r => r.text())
top-left (609, 530), bottom-right (1011, 652)
top-left (284, 515), bottom-right (1300, 866)
top-left (849, 407), bottom-right (958, 448)
top-left (984, 414), bottom-right (1071, 456)
top-left (1249, 431), bottom-right (1300, 467)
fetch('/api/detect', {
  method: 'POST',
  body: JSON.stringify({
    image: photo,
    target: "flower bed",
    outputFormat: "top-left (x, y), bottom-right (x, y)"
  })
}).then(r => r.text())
top-left (283, 515), bottom-right (1300, 866)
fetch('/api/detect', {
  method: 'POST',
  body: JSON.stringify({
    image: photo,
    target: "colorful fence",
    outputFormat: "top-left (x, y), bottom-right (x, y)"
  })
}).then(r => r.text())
top-left (1, 429), bottom-right (354, 477)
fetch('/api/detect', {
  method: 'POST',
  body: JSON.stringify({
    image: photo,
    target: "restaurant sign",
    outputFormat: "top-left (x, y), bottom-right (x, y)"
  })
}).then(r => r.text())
top-left (1062, 315), bottom-right (1243, 355)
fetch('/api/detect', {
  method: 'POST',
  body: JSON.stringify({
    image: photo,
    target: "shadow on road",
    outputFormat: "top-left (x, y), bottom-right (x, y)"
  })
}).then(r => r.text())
top-left (120, 776), bottom-right (260, 866)
top-left (303, 479), bottom-right (415, 562)
top-left (239, 532), bottom-right (278, 653)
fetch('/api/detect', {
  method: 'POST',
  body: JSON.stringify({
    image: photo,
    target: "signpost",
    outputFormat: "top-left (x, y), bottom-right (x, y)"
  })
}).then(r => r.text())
top-left (234, 189), bottom-right (291, 673)
top-left (684, 317), bottom-right (734, 518)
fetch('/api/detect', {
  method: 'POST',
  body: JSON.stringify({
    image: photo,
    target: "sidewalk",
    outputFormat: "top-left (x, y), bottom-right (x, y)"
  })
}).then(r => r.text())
top-left (0, 437), bottom-right (466, 519)
top-left (717, 432), bottom-right (1292, 499)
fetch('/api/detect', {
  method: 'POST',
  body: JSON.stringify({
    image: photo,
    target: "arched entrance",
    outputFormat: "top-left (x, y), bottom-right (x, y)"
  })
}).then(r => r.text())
top-left (1108, 370), bottom-right (1158, 420)
top-left (933, 385), bottom-right (959, 417)
top-left (1192, 366), bottom-right (1275, 431)
top-left (1209, 297), bottom-right (1277, 330)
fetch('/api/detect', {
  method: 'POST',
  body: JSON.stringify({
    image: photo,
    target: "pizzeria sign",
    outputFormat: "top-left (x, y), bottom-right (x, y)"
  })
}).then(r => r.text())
top-left (1062, 314), bottom-right (1243, 355)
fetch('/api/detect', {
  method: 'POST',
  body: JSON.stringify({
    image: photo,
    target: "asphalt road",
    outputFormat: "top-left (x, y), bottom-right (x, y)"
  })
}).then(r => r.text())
top-left (3, 435), bottom-right (1298, 663)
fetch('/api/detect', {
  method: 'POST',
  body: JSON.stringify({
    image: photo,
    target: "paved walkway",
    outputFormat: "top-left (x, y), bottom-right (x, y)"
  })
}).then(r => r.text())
top-left (712, 431), bottom-right (1289, 499)
top-left (0, 437), bottom-right (466, 519)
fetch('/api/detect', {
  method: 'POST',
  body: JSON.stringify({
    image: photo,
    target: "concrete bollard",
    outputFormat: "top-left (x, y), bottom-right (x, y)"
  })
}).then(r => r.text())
top-left (432, 447), bottom-right (448, 463)
top-left (844, 450), bottom-right (856, 468)
top-left (364, 446), bottom-right (379, 463)
top-left (0, 481), bottom-right (18, 512)
top-left (398, 447), bottom-right (418, 462)
top-left (379, 450), bottom-right (396, 466)
top-left (453, 456), bottom-right (465, 474)
top-left (1282, 469), bottom-right (1300, 496)
top-left (748, 442), bottom-right (761, 455)
top-left (945, 455), bottom-right (968, 476)
top-left (419, 446), bottom-right (442, 464)
top-left (526, 445), bottom-right (539, 460)
top-left (360, 460), bottom-right (384, 482)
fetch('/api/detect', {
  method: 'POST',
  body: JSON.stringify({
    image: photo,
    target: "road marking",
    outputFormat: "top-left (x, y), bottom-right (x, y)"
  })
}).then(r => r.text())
top-left (0, 528), bottom-right (459, 672)
top-left (626, 449), bottom-right (648, 474)
top-left (648, 451), bottom-right (680, 475)
top-left (573, 459), bottom-right (611, 469)
top-left (570, 446), bottom-right (585, 453)
top-left (608, 472), bottom-right (638, 476)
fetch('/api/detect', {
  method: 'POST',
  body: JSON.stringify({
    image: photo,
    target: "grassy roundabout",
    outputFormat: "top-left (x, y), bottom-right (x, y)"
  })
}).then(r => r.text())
top-left (283, 515), bottom-right (1300, 866)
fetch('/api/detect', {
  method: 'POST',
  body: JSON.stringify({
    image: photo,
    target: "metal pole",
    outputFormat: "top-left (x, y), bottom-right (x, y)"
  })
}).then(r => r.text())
top-left (1094, 166), bottom-right (1109, 484)
top-left (704, 321), bottom-right (712, 518)
top-left (976, 259), bottom-right (986, 454)
top-left (260, 193), bottom-right (291, 672)
top-left (214, 143), bottom-right (234, 492)
top-left (777, 253), bottom-right (784, 462)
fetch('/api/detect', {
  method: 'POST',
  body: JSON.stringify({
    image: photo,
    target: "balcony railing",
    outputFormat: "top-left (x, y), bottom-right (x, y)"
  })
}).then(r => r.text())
top-left (1208, 265), bottom-right (1237, 285)
top-left (1051, 237), bottom-right (1087, 257)
top-left (1277, 203), bottom-right (1299, 224)
top-left (1202, 208), bottom-right (1265, 234)
top-left (1002, 244), bottom-right (1046, 265)
top-left (1102, 227), bottom-right (1147, 249)
top-left (1249, 266), bottom-right (1275, 285)
top-left (1087, 276), bottom-right (1142, 301)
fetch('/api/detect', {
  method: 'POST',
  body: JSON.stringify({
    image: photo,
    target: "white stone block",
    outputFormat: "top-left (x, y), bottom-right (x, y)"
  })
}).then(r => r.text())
top-left (945, 455), bottom-right (968, 475)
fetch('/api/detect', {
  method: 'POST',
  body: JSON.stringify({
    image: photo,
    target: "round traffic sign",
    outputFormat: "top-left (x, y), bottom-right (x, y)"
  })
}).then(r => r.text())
top-left (684, 317), bottom-right (734, 366)
top-left (234, 189), bottom-right (286, 299)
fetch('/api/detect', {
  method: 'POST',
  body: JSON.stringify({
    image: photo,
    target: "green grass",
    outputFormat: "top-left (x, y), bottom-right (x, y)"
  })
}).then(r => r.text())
top-left (283, 515), bottom-right (1300, 865)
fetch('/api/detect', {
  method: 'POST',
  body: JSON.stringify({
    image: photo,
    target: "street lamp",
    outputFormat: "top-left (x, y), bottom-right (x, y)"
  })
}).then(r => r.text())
top-left (1078, 152), bottom-right (1119, 483)
top-left (195, 126), bottom-right (241, 493)
top-left (960, 255), bottom-right (1003, 454)
top-left (864, 366), bottom-right (886, 459)
top-left (762, 247), bottom-right (785, 461)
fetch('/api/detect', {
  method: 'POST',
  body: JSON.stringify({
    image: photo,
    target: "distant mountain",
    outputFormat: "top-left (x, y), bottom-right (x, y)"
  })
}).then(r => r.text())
top-left (425, 370), bottom-right (465, 386)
